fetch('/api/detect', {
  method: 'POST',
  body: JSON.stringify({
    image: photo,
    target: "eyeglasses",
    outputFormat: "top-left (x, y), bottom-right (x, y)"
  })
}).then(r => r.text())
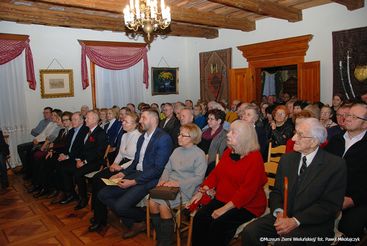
top-left (345, 114), bottom-right (367, 121)
top-left (336, 114), bottom-right (345, 118)
top-left (178, 133), bottom-right (191, 138)
top-left (62, 118), bottom-right (70, 122)
top-left (293, 131), bottom-right (313, 139)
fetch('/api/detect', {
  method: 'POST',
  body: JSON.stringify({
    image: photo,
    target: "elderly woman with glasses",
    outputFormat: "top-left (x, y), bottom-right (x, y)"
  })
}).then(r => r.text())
top-left (149, 123), bottom-right (206, 246)
top-left (189, 120), bottom-right (267, 246)
top-left (270, 105), bottom-right (294, 147)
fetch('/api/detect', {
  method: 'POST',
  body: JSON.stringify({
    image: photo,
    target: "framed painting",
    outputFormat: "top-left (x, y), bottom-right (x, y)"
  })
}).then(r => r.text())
top-left (151, 67), bottom-right (179, 95)
top-left (40, 69), bottom-right (74, 98)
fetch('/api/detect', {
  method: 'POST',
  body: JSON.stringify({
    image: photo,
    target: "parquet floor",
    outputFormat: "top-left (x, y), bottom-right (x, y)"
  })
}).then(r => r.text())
top-left (0, 173), bottom-right (156, 246)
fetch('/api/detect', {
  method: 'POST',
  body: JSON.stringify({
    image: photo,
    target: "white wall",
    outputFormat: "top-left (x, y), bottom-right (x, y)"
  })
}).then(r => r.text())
top-left (187, 1), bottom-right (367, 105)
top-left (0, 22), bottom-right (193, 127)
top-left (0, 1), bottom-right (366, 127)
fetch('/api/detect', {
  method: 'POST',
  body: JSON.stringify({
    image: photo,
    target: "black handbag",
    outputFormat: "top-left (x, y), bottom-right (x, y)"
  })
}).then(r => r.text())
top-left (149, 186), bottom-right (180, 200)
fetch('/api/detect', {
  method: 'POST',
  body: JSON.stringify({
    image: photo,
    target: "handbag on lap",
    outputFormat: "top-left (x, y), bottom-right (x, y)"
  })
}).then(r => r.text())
top-left (149, 186), bottom-right (180, 200)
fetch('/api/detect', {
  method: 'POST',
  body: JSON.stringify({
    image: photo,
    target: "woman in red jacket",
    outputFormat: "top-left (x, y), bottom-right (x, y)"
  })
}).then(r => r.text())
top-left (189, 120), bottom-right (268, 246)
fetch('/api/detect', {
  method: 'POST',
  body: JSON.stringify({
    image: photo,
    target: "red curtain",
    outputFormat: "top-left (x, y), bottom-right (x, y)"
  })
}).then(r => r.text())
top-left (81, 43), bottom-right (149, 89)
top-left (0, 38), bottom-right (36, 90)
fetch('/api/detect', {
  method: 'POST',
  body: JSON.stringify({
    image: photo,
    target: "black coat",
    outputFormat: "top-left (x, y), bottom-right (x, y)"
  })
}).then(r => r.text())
top-left (270, 149), bottom-right (346, 235)
top-left (63, 125), bottom-right (89, 160)
top-left (325, 131), bottom-right (367, 206)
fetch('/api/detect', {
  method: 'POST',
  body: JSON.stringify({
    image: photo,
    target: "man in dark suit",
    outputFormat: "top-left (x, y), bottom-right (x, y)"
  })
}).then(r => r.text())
top-left (159, 103), bottom-right (180, 148)
top-left (59, 111), bottom-right (107, 210)
top-left (242, 118), bottom-right (346, 245)
top-left (50, 112), bottom-right (89, 203)
top-left (89, 109), bottom-right (173, 239)
top-left (325, 103), bottom-right (367, 242)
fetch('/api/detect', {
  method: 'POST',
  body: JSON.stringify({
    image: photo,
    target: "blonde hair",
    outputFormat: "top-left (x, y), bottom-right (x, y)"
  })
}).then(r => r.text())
top-left (230, 120), bottom-right (259, 156)
top-left (180, 123), bottom-right (202, 145)
top-left (107, 108), bottom-right (119, 119)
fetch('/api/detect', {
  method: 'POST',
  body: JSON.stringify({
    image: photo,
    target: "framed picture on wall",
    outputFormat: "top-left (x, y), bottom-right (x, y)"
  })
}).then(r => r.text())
top-left (151, 67), bottom-right (179, 95)
top-left (40, 69), bottom-right (74, 98)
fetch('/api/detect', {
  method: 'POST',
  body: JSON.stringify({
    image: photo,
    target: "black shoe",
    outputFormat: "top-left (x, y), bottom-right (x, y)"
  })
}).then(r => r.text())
top-left (90, 217), bottom-right (95, 224)
top-left (27, 185), bottom-right (40, 193)
top-left (47, 190), bottom-right (59, 199)
top-left (88, 222), bottom-right (105, 232)
top-left (59, 194), bottom-right (75, 204)
top-left (74, 199), bottom-right (88, 210)
top-left (33, 188), bottom-right (49, 198)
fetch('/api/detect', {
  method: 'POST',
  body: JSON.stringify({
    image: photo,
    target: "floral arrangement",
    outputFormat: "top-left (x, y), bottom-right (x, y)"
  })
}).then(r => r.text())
top-left (158, 71), bottom-right (173, 80)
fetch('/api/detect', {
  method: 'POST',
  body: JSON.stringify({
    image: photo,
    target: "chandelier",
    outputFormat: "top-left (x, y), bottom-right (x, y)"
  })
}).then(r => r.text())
top-left (123, 0), bottom-right (171, 41)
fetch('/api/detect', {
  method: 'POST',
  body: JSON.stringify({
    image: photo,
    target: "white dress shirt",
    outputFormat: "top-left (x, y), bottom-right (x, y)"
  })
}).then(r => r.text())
top-left (136, 128), bottom-right (156, 171)
top-left (343, 130), bottom-right (366, 157)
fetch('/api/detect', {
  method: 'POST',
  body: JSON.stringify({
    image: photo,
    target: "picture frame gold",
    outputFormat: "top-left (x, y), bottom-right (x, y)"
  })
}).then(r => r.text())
top-left (40, 69), bottom-right (74, 98)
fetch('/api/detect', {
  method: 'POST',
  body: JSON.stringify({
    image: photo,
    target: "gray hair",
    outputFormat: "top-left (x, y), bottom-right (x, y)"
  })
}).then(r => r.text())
top-left (301, 118), bottom-right (327, 144)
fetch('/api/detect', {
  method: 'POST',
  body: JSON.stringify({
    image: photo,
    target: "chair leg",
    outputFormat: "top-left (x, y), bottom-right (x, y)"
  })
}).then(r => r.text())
top-left (186, 215), bottom-right (194, 246)
top-left (146, 201), bottom-right (151, 238)
top-left (176, 209), bottom-right (181, 246)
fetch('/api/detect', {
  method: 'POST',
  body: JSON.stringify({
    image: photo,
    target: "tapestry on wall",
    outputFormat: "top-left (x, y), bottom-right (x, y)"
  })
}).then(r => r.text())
top-left (333, 26), bottom-right (367, 100)
top-left (199, 48), bottom-right (231, 102)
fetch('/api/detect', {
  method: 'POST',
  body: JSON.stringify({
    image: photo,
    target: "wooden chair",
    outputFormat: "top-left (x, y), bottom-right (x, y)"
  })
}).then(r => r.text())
top-left (264, 143), bottom-right (286, 189)
top-left (146, 196), bottom-right (194, 246)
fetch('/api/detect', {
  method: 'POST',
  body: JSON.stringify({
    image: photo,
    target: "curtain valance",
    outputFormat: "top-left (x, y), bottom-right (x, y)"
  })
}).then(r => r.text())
top-left (0, 38), bottom-right (36, 90)
top-left (81, 43), bottom-right (149, 89)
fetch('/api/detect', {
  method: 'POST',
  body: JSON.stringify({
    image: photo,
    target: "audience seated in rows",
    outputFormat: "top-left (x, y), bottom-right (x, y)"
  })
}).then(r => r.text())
top-left (50, 112), bottom-right (89, 204)
top-left (21, 109), bottom-right (63, 181)
top-left (31, 111), bottom-right (72, 198)
top-left (10, 97), bottom-right (367, 245)
top-left (89, 109), bottom-right (173, 239)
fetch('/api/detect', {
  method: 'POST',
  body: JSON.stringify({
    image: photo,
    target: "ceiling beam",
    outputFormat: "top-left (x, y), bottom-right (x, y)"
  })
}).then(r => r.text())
top-left (331, 0), bottom-right (364, 10)
top-left (208, 0), bottom-right (302, 22)
top-left (33, 0), bottom-right (255, 31)
top-left (0, 1), bottom-right (218, 39)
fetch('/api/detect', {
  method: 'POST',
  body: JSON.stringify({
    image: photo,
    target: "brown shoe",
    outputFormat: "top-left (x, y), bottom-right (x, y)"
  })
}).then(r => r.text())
top-left (123, 221), bottom-right (146, 239)
top-left (51, 192), bottom-right (65, 204)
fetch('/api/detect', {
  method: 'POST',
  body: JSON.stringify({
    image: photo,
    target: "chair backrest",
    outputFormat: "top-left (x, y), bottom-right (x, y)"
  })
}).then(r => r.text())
top-left (264, 142), bottom-right (286, 189)
top-left (267, 142), bottom-right (286, 163)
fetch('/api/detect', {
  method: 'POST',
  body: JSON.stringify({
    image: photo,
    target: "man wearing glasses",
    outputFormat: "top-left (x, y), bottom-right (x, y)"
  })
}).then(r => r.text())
top-left (242, 118), bottom-right (346, 245)
top-left (326, 103), bottom-right (367, 243)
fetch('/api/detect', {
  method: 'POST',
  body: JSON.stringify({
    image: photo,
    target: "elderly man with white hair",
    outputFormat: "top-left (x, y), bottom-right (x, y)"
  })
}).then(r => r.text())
top-left (242, 118), bottom-right (347, 245)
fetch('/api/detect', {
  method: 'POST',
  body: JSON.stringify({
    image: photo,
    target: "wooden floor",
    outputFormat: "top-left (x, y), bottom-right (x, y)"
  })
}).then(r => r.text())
top-left (0, 172), bottom-right (156, 246)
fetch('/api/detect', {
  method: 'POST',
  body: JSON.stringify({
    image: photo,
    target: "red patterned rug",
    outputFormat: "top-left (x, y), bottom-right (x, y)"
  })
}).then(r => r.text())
top-left (200, 48), bottom-right (231, 102)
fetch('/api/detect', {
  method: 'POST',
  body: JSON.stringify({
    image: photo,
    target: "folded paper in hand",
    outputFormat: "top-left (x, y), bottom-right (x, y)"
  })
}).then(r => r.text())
top-left (101, 178), bottom-right (121, 186)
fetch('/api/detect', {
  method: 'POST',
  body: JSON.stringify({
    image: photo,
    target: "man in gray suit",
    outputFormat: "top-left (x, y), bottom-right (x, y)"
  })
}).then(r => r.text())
top-left (242, 118), bottom-right (346, 245)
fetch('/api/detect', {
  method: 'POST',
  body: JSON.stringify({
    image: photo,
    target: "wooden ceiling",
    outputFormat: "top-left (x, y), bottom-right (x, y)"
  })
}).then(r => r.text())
top-left (0, 0), bottom-right (364, 39)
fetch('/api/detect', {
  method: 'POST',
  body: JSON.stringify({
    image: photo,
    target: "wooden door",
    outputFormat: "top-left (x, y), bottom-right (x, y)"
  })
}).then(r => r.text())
top-left (229, 68), bottom-right (256, 103)
top-left (298, 61), bottom-right (320, 102)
